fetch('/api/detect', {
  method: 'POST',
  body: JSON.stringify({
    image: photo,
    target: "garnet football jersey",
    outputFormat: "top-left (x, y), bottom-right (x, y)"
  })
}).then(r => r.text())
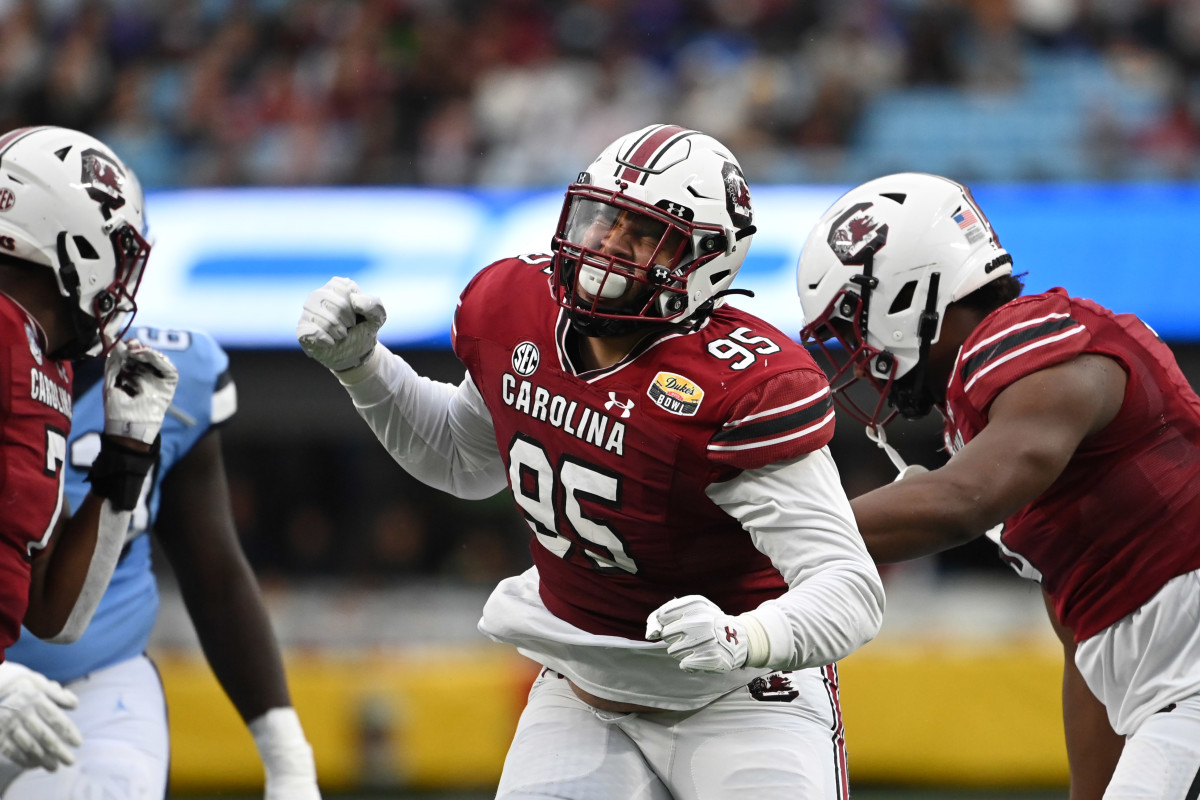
top-left (453, 256), bottom-right (836, 640)
top-left (0, 293), bottom-right (74, 656)
top-left (943, 288), bottom-right (1200, 640)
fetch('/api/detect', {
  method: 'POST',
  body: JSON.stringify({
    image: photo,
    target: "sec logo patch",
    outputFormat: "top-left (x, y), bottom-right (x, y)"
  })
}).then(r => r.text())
top-left (511, 341), bottom-right (540, 376)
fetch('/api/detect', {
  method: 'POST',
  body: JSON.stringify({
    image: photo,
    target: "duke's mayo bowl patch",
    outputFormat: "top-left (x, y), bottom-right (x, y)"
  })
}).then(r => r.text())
top-left (647, 371), bottom-right (704, 416)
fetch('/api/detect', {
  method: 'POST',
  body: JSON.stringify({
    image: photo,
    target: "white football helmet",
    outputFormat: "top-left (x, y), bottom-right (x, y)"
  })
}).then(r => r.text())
top-left (796, 172), bottom-right (1013, 425)
top-left (0, 126), bottom-right (151, 358)
top-left (550, 124), bottom-right (756, 336)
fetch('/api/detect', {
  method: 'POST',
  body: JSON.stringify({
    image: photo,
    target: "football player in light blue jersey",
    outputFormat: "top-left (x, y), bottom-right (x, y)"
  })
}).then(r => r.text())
top-left (3, 325), bottom-right (321, 800)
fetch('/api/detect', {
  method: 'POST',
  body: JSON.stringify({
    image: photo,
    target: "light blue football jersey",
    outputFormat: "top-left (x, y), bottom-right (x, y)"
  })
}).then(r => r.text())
top-left (8, 326), bottom-right (236, 683)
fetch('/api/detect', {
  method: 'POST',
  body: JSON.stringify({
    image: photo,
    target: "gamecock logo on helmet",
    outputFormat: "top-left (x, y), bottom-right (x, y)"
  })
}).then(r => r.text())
top-left (827, 202), bottom-right (887, 266)
top-left (80, 149), bottom-right (127, 214)
top-left (721, 162), bottom-right (753, 229)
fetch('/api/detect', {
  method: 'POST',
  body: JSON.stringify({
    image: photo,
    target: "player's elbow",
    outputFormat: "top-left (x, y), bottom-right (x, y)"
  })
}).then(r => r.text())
top-left (22, 608), bottom-right (78, 643)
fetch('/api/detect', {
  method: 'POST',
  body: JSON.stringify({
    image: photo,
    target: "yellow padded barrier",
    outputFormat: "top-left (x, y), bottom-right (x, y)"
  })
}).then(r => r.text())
top-left (837, 640), bottom-right (1068, 787)
top-left (159, 645), bottom-right (538, 793)
top-left (158, 640), bottom-right (1069, 793)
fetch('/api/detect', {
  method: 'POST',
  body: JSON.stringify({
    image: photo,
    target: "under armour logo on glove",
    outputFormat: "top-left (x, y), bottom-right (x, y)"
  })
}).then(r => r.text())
top-left (645, 595), bottom-right (751, 673)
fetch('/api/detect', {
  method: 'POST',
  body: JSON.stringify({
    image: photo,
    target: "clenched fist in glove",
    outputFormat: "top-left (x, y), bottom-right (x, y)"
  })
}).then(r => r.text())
top-left (297, 277), bottom-right (386, 372)
top-left (646, 595), bottom-right (770, 673)
top-left (88, 339), bottom-right (178, 511)
top-left (103, 339), bottom-right (179, 445)
top-left (0, 661), bottom-right (81, 773)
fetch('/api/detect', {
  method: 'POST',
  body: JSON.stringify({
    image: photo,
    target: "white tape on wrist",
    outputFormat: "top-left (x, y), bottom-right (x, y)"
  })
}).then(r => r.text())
top-left (335, 342), bottom-right (386, 385)
top-left (250, 707), bottom-right (316, 781)
top-left (738, 612), bottom-right (771, 668)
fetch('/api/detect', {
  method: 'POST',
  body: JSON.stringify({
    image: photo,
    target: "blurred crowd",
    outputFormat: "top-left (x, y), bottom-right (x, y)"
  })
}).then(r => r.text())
top-left (5, 0), bottom-right (1198, 585)
top-left (2, 0), bottom-right (1200, 188)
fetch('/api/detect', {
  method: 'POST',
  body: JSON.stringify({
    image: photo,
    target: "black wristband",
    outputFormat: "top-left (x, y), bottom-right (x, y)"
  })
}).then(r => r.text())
top-left (86, 434), bottom-right (160, 511)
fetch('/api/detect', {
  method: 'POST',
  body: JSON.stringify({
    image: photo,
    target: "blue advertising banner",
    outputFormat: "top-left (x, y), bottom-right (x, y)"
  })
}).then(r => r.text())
top-left (136, 184), bottom-right (1200, 347)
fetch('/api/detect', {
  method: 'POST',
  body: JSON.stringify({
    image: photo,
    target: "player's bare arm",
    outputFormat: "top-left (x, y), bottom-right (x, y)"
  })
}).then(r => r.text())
top-left (155, 429), bottom-right (292, 719)
top-left (851, 353), bottom-right (1127, 563)
top-left (24, 341), bottom-right (178, 641)
top-left (1041, 591), bottom-right (1124, 800)
top-left (155, 428), bottom-right (319, 798)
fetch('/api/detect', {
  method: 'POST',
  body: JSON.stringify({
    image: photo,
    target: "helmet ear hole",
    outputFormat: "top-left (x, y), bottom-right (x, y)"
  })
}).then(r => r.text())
top-left (73, 235), bottom-right (99, 260)
top-left (888, 280), bottom-right (918, 314)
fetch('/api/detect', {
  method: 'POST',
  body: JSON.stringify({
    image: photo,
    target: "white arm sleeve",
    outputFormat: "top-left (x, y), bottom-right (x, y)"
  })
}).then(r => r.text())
top-left (335, 343), bottom-right (506, 499)
top-left (47, 502), bottom-right (131, 643)
top-left (706, 447), bottom-right (885, 669)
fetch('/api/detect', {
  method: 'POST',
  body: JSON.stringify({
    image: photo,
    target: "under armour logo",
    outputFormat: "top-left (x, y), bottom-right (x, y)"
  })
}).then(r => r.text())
top-left (604, 392), bottom-right (634, 418)
top-left (724, 626), bottom-right (739, 645)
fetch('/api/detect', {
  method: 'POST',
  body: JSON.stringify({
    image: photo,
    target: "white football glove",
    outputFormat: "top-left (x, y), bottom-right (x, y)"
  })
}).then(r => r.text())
top-left (646, 595), bottom-right (762, 674)
top-left (250, 708), bottom-right (321, 800)
top-left (0, 661), bottom-right (81, 772)
top-left (296, 277), bottom-right (386, 373)
top-left (102, 339), bottom-right (179, 444)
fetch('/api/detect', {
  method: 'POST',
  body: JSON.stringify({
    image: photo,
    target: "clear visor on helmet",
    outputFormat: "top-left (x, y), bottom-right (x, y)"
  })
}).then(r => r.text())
top-left (93, 222), bottom-right (151, 355)
top-left (801, 288), bottom-right (899, 429)
top-left (553, 192), bottom-right (692, 321)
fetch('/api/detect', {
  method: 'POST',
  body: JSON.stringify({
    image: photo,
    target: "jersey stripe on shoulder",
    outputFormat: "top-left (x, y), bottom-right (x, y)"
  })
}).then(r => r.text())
top-left (709, 386), bottom-right (834, 453)
top-left (959, 312), bottom-right (1086, 392)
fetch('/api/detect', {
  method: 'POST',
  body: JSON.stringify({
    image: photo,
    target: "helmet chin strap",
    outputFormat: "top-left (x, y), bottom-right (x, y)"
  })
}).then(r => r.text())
top-left (688, 287), bottom-right (754, 331)
top-left (864, 423), bottom-right (908, 472)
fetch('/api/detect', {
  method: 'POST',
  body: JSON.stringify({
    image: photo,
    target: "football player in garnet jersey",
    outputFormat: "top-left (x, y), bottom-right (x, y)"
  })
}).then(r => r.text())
top-left (3, 325), bottom-right (320, 800)
top-left (0, 126), bottom-right (178, 785)
top-left (797, 172), bottom-right (1200, 799)
top-left (299, 124), bottom-right (884, 799)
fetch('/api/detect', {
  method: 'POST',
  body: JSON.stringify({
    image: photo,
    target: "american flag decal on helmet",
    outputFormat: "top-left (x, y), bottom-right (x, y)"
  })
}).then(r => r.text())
top-left (616, 125), bottom-right (697, 184)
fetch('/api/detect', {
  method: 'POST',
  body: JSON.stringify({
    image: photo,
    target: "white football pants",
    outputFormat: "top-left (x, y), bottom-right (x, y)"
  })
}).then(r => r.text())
top-left (1105, 694), bottom-right (1200, 799)
top-left (2, 655), bottom-right (168, 800)
top-left (497, 665), bottom-right (850, 800)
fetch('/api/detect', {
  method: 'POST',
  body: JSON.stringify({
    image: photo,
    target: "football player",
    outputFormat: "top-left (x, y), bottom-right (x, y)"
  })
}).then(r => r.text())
top-left (796, 172), bottom-right (1200, 798)
top-left (299, 124), bottom-right (884, 798)
top-left (0, 126), bottom-right (178, 783)
top-left (3, 325), bottom-right (320, 799)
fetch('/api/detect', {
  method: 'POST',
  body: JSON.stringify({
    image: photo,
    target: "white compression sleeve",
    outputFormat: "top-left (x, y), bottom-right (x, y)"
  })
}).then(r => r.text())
top-left (47, 501), bottom-right (131, 643)
top-left (336, 343), bottom-right (507, 499)
top-left (707, 448), bottom-right (885, 670)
